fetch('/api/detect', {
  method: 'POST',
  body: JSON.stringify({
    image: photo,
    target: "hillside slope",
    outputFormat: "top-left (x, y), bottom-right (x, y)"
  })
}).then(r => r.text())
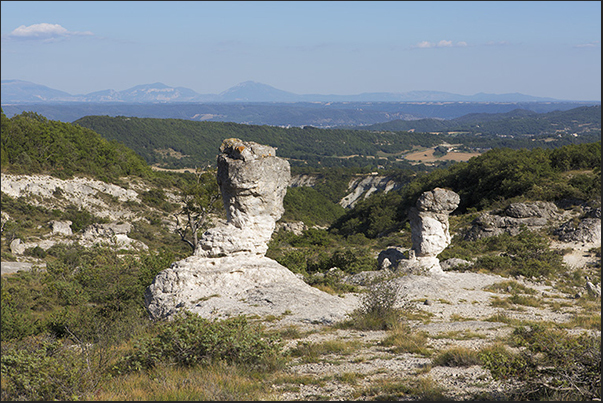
top-left (355, 105), bottom-right (601, 136)
top-left (1, 112), bottom-right (600, 401)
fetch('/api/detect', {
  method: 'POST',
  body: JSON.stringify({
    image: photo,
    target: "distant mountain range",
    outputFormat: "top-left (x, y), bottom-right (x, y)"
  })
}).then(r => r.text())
top-left (1, 79), bottom-right (578, 104)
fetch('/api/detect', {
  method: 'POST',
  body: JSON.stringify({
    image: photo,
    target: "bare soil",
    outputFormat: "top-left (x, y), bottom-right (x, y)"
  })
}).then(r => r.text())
top-left (404, 148), bottom-right (481, 163)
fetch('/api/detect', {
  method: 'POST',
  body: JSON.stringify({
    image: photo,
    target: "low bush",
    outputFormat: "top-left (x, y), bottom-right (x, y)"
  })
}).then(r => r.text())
top-left (113, 312), bottom-right (285, 374)
top-left (432, 346), bottom-right (481, 367)
top-left (479, 325), bottom-right (601, 401)
top-left (341, 280), bottom-right (403, 330)
top-left (1, 335), bottom-right (101, 401)
top-left (442, 230), bottom-right (565, 279)
top-left (380, 322), bottom-right (431, 356)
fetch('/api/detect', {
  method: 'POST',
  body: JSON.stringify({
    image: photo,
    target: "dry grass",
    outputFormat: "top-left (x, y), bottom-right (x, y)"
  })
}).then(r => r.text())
top-left (380, 322), bottom-right (432, 356)
top-left (90, 362), bottom-right (275, 401)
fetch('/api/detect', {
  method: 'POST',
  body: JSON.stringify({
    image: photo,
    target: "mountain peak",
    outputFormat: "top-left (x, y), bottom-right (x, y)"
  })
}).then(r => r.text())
top-left (1, 79), bottom-right (573, 104)
top-left (218, 81), bottom-right (296, 102)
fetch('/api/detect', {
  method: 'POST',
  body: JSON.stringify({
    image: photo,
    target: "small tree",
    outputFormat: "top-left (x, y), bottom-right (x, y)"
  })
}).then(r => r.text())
top-left (174, 168), bottom-right (221, 253)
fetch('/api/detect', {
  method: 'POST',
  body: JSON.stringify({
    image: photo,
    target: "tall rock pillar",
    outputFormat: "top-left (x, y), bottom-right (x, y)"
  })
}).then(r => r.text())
top-left (195, 138), bottom-right (291, 257)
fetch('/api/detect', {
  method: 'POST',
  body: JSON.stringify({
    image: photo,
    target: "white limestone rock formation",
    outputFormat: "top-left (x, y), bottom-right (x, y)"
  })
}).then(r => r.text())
top-left (79, 222), bottom-right (148, 250)
top-left (388, 188), bottom-right (460, 276)
top-left (276, 221), bottom-right (308, 236)
top-left (1, 173), bottom-right (140, 221)
top-left (410, 188), bottom-right (460, 257)
top-left (145, 138), bottom-right (359, 324)
top-left (145, 253), bottom-right (358, 324)
top-left (195, 138), bottom-right (291, 257)
top-left (339, 175), bottom-right (404, 209)
top-left (554, 207), bottom-right (601, 245)
top-left (464, 201), bottom-right (562, 241)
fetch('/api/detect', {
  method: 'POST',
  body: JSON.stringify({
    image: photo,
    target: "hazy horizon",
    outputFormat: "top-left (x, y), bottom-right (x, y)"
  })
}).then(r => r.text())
top-left (1, 1), bottom-right (601, 101)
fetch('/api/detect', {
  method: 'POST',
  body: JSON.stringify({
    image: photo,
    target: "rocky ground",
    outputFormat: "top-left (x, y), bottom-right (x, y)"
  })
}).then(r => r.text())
top-left (259, 246), bottom-right (600, 400)
top-left (3, 250), bottom-right (598, 400)
top-left (1, 168), bottom-right (600, 401)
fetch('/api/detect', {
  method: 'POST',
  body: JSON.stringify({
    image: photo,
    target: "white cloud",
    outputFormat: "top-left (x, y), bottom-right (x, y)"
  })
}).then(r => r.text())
top-left (411, 40), bottom-right (468, 49)
top-left (484, 41), bottom-right (510, 46)
top-left (574, 41), bottom-right (600, 48)
top-left (6, 23), bottom-right (93, 42)
top-left (415, 41), bottom-right (434, 49)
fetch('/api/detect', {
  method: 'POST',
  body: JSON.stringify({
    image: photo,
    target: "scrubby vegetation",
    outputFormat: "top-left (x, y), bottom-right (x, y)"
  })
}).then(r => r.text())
top-left (1, 110), bottom-right (152, 182)
top-left (331, 142), bottom-right (601, 238)
top-left (1, 110), bottom-right (600, 400)
top-left (479, 324), bottom-right (600, 401)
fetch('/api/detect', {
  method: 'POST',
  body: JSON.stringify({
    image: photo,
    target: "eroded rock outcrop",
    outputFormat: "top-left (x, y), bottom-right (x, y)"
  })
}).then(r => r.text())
top-left (379, 188), bottom-right (460, 276)
top-left (410, 188), bottom-right (460, 258)
top-left (1, 173), bottom-right (140, 221)
top-left (145, 139), bottom-right (358, 323)
top-left (79, 222), bottom-right (148, 250)
top-left (554, 207), bottom-right (601, 244)
top-left (195, 138), bottom-right (290, 257)
top-left (340, 175), bottom-right (404, 209)
top-left (464, 201), bottom-right (561, 241)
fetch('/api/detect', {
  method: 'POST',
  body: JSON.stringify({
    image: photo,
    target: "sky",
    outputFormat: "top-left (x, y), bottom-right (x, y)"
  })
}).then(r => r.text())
top-left (1, 1), bottom-right (601, 101)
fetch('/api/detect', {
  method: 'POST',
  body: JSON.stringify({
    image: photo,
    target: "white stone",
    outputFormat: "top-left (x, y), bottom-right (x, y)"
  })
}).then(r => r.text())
top-left (49, 220), bottom-right (73, 236)
top-left (145, 139), bottom-right (358, 324)
top-left (145, 253), bottom-right (358, 323)
top-left (388, 188), bottom-right (460, 276)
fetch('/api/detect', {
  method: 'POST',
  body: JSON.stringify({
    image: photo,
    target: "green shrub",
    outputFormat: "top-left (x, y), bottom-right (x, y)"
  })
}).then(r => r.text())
top-left (479, 325), bottom-right (601, 401)
top-left (0, 283), bottom-right (39, 340)
top-left (114, 312), bottom-right (284, 374)
top-left (274, 249), bottom-right (308, 275)
top-left (443, 230), bottom-right (565, 279)
top-left (289, 228), bottom-right (333, 247)
top-left (282, 186), bottom-right (345, 226)
top-left (140, 188), bottom-right (176, 212)
top-left (61, 204), bottom-right (105, 233)
top-left (478, 343), bottom-right (532, 380)
top-left (380, 323), bottom-right (431, 356)
top-left (24, 245), bottom-right (47, 258)
top-left (342, 280), bottom-right (403, 330)
top-left (1, 335), bottom-right (100, 401)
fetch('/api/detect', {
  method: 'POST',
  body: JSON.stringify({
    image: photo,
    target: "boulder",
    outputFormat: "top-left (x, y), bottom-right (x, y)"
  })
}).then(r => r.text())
top-left (377, 247), bottom-right (407, 270)
top-left (80, 222), bottom-right (147, 250)
top-left (9, 238), bottom-right (25, 255)
top-left (145, 253), bottom-right (358, 324)
top-left (49, 220), bottom-right (73, 236)
top-left (276, 221), bottom-right (308, 236)
top-left (554, 207), bottom-right (601, 244)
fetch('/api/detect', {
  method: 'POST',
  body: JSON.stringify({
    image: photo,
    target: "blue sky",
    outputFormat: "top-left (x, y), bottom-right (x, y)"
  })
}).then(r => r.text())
top-left (1, 1), bottom-right (601, 101)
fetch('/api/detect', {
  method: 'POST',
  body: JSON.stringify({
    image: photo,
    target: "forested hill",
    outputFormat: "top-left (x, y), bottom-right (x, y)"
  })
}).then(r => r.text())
top-left (1, 110), bottom-right (152, 182)
top-left (73, 112), bottom-right (601, 171)
top-left (353, 105), bottom-right (601, 136)
top-left (72, 116), bottom-right (443, 170)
